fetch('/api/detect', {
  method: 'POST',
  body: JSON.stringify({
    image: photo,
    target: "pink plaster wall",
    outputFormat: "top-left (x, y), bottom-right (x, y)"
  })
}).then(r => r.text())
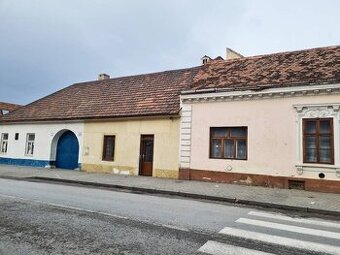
top-left (190, 95), bottom-right (340, 180)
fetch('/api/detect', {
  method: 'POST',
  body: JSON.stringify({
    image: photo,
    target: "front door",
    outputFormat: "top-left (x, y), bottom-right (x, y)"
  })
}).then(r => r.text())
top-left (56, 131), bottom-right (79, 170)
top-left (139, 135), bottom-right (154, 176)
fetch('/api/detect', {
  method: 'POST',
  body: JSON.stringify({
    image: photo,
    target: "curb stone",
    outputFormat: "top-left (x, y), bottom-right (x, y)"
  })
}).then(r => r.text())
top-left (2, 176), bottom-right (338, 217)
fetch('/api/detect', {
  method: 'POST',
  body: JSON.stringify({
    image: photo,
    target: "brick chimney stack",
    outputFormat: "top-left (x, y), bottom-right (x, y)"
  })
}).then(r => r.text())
top-left (98, 73), bottom-right (110, 80)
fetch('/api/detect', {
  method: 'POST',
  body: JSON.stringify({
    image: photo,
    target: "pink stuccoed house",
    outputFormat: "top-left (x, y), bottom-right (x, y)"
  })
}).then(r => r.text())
top-left (179, 46), bottom-right (340, 193)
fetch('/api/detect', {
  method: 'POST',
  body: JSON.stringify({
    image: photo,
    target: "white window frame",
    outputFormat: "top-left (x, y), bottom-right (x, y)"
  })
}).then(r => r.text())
top-left (0, 133), bottom-right (9, 154)
top-left (294, 104), bottom-right (340, 177)
top-left (25, 133), bottom-right (35, 156)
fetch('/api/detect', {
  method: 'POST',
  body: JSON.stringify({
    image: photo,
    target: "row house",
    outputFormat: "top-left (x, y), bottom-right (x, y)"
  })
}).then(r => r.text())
top-left (0, 45), bottom-right (339, 192)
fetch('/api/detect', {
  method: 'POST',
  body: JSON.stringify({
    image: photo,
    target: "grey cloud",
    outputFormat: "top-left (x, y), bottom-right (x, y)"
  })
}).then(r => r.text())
top-left (0, 0), bottom-right (339, 104)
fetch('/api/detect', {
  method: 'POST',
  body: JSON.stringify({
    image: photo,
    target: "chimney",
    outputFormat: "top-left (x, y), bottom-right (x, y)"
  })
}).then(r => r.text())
top-left (201, 55), bottom-right (212, 65)
top-left (98, 73), bottom-right (110, 80)
top-left (226, 48), bottom-right (243, 60)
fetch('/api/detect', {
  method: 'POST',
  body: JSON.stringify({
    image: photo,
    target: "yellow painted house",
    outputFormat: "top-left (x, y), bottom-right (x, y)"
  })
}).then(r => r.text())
top-left (82, 118), bottom-right (181, 178)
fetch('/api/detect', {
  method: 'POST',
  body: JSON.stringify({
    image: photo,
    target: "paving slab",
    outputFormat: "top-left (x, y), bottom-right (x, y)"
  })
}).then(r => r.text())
top-left (0, 164), bottom-right (339, 216)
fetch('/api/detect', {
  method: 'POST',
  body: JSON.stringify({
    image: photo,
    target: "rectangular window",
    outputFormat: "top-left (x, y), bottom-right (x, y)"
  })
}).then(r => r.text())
top-left (0, 133), bottom-right (9, 154)
top-left (303, 118), bottom-right (334, 164)
top-left (102, 135), bottom-right (115, 161)
top-left (210, 127), bottom-right (247, 160)
top-left (25, 134), bottom-right (35, 156)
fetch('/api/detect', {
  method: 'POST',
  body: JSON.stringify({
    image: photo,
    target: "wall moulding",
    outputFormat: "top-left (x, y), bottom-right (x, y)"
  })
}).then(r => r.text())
top-left (181, 83), bottom-right (340, 104)
top-left (294, 103), bottom-right (340, 176)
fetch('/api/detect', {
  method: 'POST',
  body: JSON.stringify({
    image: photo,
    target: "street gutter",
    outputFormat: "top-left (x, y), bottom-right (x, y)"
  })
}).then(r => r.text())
top-left (1, 175), bottom-right (339, 218)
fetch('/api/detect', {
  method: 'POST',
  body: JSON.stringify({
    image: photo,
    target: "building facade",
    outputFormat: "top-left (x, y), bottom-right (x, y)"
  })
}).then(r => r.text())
top-left (82, 117), bottom-right (180, 178)
top-left (179, 46), bottom-right (340, 193)
top-left (0, 122), bottom-right (84, 168)
top-left (0, 45), bottom-right (339, 192)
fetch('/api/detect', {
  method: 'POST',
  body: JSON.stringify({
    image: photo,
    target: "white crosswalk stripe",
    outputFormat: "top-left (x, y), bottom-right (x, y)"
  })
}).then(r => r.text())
top-left (219, 227), bottom-right (340, 255)
top-left (197, 210), bottom-right (340, 255)
top-left (236, 217), bottom-right (340, 240)
top-left (198, 241), bottom-right (275, 255)
top-left (248, 210), bottom-right (340, 229)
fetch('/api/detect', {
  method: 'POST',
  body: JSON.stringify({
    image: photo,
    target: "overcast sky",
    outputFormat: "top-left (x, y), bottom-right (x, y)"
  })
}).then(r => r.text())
top-left (1, 0), bottom-right (339, 105)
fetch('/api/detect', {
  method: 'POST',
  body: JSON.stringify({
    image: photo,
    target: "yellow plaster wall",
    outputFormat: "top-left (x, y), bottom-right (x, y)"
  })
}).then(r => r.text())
top-left (82, 118), bottom-right (180, 178)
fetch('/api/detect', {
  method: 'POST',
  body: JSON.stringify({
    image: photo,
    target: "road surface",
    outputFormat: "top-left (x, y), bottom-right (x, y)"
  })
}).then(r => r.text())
top-left (0, 178), bottom-right (339, 254)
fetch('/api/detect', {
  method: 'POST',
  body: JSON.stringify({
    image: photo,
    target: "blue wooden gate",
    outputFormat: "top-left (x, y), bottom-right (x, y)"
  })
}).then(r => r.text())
top-left (56, 131), bottom-right (79, 170)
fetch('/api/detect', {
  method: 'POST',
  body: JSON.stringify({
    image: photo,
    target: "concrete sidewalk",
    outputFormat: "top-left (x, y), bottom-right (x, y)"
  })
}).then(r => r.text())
top-left (0, 164), bottom-right (339, 216)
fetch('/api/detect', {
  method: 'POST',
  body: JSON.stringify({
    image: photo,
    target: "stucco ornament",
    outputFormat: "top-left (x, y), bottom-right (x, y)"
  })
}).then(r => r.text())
top-left (296, 166), bottom-right (303, 175)
top-left (336, 170), bottom-right (340, 178)
top-left (295, 104), bottom-right (340, 118)
top-left (225, 165), bottom-right (232, 172)
top-left (294, 103), bottom-right (340, 177)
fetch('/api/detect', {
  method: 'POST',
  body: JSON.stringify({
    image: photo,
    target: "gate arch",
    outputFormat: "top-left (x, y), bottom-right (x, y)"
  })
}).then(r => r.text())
top-left (53, 130), bottom-right (79, 170)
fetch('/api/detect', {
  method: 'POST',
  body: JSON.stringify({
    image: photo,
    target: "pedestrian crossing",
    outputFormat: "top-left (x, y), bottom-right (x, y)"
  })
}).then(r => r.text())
top-left (197, 210), bottom-right (340, 255)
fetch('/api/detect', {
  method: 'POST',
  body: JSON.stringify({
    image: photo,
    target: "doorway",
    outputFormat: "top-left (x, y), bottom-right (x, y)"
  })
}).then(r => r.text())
top-left (139, 135), bottom-right (154, 176)
top-left (56, 131), bottom-right (79, 170)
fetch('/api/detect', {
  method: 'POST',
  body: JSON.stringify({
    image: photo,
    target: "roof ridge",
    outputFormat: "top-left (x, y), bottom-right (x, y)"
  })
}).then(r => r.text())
top-left (213, 45), bottom-right (340, 64)
top-left (73, 66), bottom-right (202, 86)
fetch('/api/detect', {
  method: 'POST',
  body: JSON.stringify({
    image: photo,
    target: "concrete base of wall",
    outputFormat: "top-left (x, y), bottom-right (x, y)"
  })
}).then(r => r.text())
top-left (82, 163), bottom-right (179, 179)
top-left (81, 164), bottom-right (136, 175)
top-left (179, 168), bottom-right (340, 194)
top-left (0, 157), bottom-right (54, 168)
top-left (153, 168), bottom-right (179, 179)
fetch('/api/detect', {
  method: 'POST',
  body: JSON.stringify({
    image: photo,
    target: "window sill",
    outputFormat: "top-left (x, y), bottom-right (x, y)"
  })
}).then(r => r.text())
top-left (295, 163), bottom-right (340, 177)
top-left (209, 157), bottom-right (247, 161)
top-left (101, 160), bottom-right (115, 163)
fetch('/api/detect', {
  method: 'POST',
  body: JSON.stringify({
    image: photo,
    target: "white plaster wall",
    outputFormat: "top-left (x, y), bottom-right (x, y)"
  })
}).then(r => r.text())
top-left (0, 122), bottom-right (84, 162)
top-left (189, 94), bottom-right (340, 180)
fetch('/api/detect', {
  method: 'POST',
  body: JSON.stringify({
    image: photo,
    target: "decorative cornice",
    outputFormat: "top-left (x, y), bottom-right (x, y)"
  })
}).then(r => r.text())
top-left (181, 83), bottom-right (340, 104)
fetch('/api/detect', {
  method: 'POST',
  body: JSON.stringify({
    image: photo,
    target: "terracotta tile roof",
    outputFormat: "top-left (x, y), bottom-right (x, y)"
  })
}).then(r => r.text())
top-left (0, 67), bottom-right (200, 122)
top-left (190, 45), bottom-right (340, 91)
top-left (0, 102), bottom-right (22, 116)
top-left (1, 45), bottom-right (338, 123)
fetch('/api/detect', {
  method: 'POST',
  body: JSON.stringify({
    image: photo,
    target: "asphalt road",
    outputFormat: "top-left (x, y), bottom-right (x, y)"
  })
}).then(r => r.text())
top-left (0, 178), bottom-right (339, 255)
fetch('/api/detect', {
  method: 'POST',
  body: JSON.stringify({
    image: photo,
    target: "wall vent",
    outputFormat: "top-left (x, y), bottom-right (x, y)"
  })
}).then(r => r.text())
top-left (288, 180), bottom-right (305, 190)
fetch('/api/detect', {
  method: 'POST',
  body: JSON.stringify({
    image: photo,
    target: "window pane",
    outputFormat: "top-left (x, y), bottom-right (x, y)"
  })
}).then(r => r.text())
top-left (320, 136), bottom-right (331, 149)
top-left (144, 140), bottom-right (153, 162)
top-left (3, 134), bottom-right (8, 140)
top-left (103, 136), bottom-right (114, 161)
top-left (28, 134), bottom-right (35, 141)
top-left (320, 149), bottom-right (331, 163)
top-left (320, 120), bottom-right (331, 134)
top-left (223, 140), bottom-right (234, 158)
top-left (305, 148), bottom-right (317, 162)
top-left (26, 142), bottom-right (34, 155)
top-left (105, 141), bottom-right (113, 157)
top-left (236, 140), bottom-right (247, 159)
top-left (304, 121), bottom-right (316, 134)
top-left (1, 141), bottom-right (7, 153)
top-left (211, 128), bottom-right (228, 138)
top-left (211, 140), bottom-right (222, 158)
top-left (230, 127), bottom-right (247, 137)
top-left (305, 136), bottom-right (316, 149)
